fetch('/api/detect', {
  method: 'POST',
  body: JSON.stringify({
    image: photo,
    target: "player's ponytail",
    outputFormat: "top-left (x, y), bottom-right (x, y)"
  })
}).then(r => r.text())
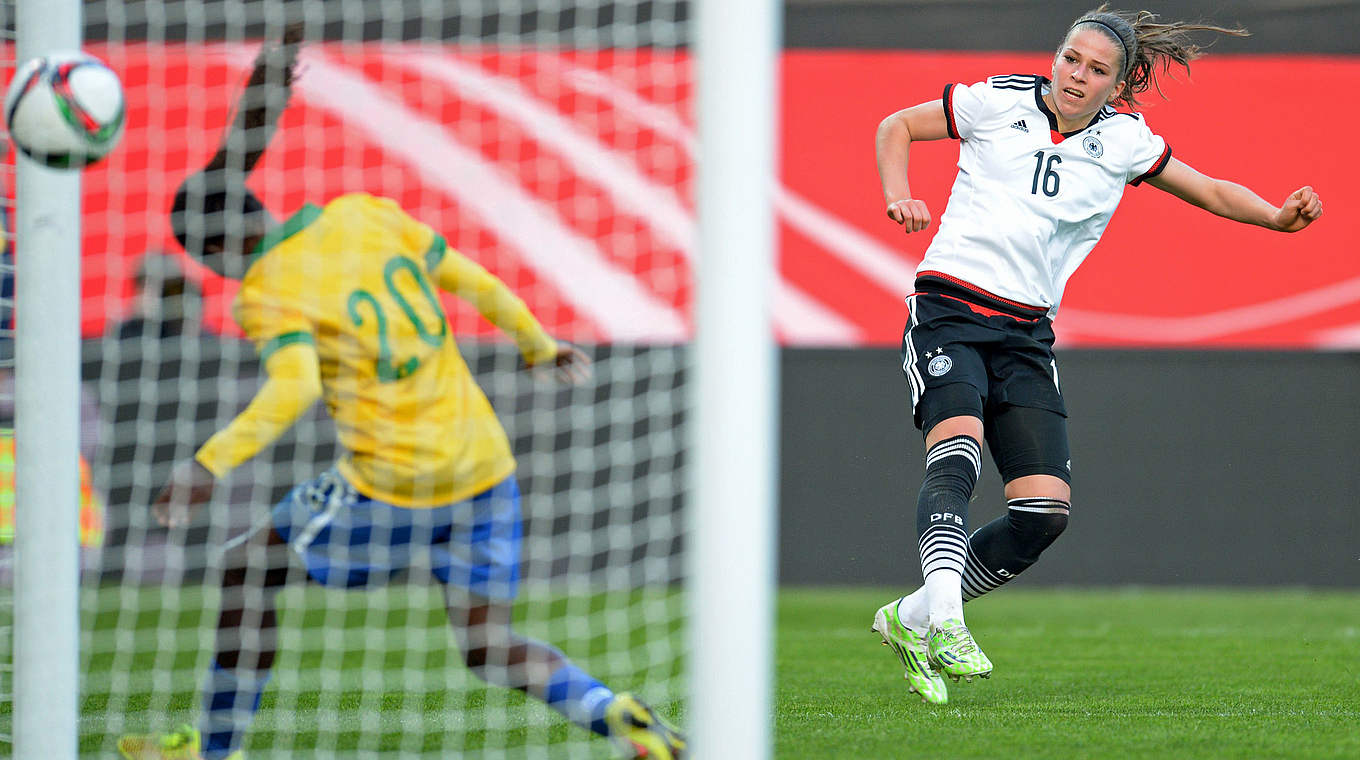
top-left (172, 24), bottom-right (304, 257)
top-left (1066, 5), bottom-right (1248, 109)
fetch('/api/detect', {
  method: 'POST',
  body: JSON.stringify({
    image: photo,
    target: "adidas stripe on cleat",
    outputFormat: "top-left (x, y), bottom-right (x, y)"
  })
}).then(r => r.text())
top-left (872, 600), bottom-right (948, 704)
top-left (927, 618), bottom-right (993, 682)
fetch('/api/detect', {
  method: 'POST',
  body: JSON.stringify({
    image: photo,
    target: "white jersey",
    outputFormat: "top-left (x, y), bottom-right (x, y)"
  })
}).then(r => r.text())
top-left (918, 74), bottom-right (1171, 315)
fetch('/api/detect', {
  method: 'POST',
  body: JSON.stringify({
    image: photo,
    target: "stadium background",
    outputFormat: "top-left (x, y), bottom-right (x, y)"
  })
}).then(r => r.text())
top-left (59, 0), bottom-right (1359, 589)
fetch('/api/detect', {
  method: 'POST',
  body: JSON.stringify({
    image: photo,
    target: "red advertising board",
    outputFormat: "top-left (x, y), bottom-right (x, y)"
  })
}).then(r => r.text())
top-left (782, 51), bottom-right (1360, 348)
top-left (22, 45), bottom-right (1360, 348)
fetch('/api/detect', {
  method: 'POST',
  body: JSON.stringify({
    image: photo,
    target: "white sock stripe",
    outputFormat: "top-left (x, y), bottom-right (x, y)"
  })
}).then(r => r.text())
top-left (920, 523), bottom-right (969, 537)
top-left (960, 560), bottom-right (1006, 602)
top-left (922, 544), bottom-right (966, 561)
top-left (961, 575), bottom-right (1003, 597)
top-left (920, 532), bottom-right (968, 576)
top-left (964, 541), bottom-right (1007, 586)
top-left (920, 528), bottom-right (968, 545)
top-left (921, 537), bottom-right (967, 552)
top-left (1008, 498), bottom-right (1070, 514)
top-left (961, 558), bottom-right (1004, 589)
top-left (926, 437), bottom-right (981, 459)
top-left (960, 571), bottom-right (1001, 598)
top-left (961, 566), bottom-right (1001, 588)
top-left (1007, 497), bottom-right (1071, 515)
top-left (919, 529), bottom-right (968, 553)
top-left (925, 444), bottom-right (981, 468)
top-left (921, 546), bottom-right (967, 564)
top-left (927, 438), bottom-right (977, 448)
top-left (922, 557), bottom-right (966, 575)
top-left (922, 547), bottom-right (965, 561)
top-left (925, 438), bottom-right (982, 477)
top-left (1008, 497), bottom-right (1069, 507)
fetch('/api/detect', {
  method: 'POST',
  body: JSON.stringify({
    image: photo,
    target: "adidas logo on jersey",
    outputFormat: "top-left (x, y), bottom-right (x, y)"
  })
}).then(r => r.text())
top-left (1010, 119), bottom-right (1029, 133)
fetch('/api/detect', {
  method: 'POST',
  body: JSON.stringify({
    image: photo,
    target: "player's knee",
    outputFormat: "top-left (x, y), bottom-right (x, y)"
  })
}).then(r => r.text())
top-left (1005, 499), bottom-right (1069, 564)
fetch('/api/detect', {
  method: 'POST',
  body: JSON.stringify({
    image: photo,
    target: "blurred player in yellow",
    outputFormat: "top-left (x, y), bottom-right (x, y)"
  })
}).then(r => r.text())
top-left (118, 28), bottom-right (684, 760)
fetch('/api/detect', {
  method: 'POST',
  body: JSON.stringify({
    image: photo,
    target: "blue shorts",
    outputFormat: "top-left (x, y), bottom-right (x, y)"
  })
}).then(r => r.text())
top-left (271, 467), bottom-right (522, 600)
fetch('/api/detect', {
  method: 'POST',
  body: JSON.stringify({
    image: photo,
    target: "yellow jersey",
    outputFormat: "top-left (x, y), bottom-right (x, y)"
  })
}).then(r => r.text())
top-left (195, 193), bottom-right (558, 507)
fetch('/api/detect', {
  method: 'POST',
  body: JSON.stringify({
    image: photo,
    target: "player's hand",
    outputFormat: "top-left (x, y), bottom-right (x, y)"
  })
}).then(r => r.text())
top-left (1273, 186), bottom-right (1322, 233)
top-left (281, 21), bottom-right (306, 47)
top-left (548, 343), bottom-right (592, 386)
top-left (151, 459), bottom-right (217, 528)
top-left (279, 22), bottom-right (306, 85)
top-left (886, 198), bottom-right (932, 234)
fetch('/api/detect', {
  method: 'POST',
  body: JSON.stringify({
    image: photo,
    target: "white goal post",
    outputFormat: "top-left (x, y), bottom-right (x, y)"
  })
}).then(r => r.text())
top-left (690, 0), bottom-right (780, 758)
top-left (12, 0), bottom-right (83, 758)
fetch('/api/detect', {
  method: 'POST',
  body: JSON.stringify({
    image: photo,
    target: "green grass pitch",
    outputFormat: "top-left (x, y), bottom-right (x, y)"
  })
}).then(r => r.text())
top-left (778, 588), bottom-right (1360, 760)
top-left (11, 585), bottom-right (1359, 758)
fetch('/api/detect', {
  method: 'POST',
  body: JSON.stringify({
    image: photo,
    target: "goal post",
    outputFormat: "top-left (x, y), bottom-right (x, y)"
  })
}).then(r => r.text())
top-left (11, 0), bottom-right (83, 758)
top-left (690, 0), bottom-right (780, 758)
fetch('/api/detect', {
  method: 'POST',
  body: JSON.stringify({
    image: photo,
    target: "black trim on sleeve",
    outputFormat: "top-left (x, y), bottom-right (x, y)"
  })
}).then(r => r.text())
top-left (1130, 143), bottom-right (1173, 186)
top-left (943, 83), bottom-right (960, 140)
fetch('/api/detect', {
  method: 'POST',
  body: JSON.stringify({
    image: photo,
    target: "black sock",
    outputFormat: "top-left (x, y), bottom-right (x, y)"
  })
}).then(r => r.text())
top-left (916, 435), bottom-right (981, 580)
top-left (961, 498), bottom-right (1069, 601)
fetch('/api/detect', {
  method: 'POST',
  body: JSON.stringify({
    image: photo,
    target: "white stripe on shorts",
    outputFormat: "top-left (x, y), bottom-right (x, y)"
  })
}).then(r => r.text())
top-left (290, 470), bottom-right (351, 554)
top-left (902, 294), bottom-right (925, 406)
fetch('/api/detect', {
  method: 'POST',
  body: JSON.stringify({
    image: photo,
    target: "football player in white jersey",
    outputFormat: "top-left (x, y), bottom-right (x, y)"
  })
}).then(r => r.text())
top-left (870, 5), bottom-right (1322, 704)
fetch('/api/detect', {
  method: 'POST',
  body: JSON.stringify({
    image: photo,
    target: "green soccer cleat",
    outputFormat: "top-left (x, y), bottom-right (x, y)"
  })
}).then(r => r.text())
top-left (927, 618), bottom-right (994, 682)
top-left (605, 692), bottom-right (687, 759)
top-left (872, 600), bottom-right (948, 704)
top-left (116, 724), bottom-right (244, 760)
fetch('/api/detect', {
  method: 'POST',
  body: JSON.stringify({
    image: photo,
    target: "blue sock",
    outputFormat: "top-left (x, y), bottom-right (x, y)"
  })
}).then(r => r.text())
top-left (542, 661), bottom-right (616, 737)
top-left (198, 660), bottom-right (271, 760)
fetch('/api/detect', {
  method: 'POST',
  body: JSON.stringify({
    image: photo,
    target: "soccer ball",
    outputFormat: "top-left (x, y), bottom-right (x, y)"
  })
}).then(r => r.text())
top-left (4, 52), bottom-right (125, 169)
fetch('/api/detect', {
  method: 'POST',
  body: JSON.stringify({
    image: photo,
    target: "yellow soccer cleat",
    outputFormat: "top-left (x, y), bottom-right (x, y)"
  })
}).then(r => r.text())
top-left (117, 724), bottom-right (244, 760)
top-left (605, 692), bottom-right (686, 759)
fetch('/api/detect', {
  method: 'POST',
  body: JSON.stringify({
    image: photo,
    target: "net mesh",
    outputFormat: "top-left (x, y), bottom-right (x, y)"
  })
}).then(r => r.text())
top-left (6, 2), bottom-right (694, 757)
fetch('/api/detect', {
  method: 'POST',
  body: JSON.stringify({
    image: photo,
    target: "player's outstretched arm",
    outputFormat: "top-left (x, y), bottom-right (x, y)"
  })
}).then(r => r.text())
top-left (154, 342), bottom-right (323, 527)
top-left (205, 22), bottom-right (305, 175)
top-left (431, 247), bottom-right (589, 383)
top-left (876, 100), bottom-right (950, 234)
top-left (1147, 158), bottom-right (1323, 233)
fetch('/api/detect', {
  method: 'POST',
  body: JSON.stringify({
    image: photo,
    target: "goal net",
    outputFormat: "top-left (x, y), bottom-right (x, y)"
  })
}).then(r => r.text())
top-left (9, 1), bottom-right (702, 757)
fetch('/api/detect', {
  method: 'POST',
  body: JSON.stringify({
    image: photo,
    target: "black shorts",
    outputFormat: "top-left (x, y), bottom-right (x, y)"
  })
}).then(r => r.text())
top-left (900, 273), bottom-right (1070, 482)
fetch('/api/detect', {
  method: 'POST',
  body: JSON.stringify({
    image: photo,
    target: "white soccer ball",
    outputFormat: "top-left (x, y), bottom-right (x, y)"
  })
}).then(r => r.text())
top-left (4, 52), bottom-right (125, 169)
